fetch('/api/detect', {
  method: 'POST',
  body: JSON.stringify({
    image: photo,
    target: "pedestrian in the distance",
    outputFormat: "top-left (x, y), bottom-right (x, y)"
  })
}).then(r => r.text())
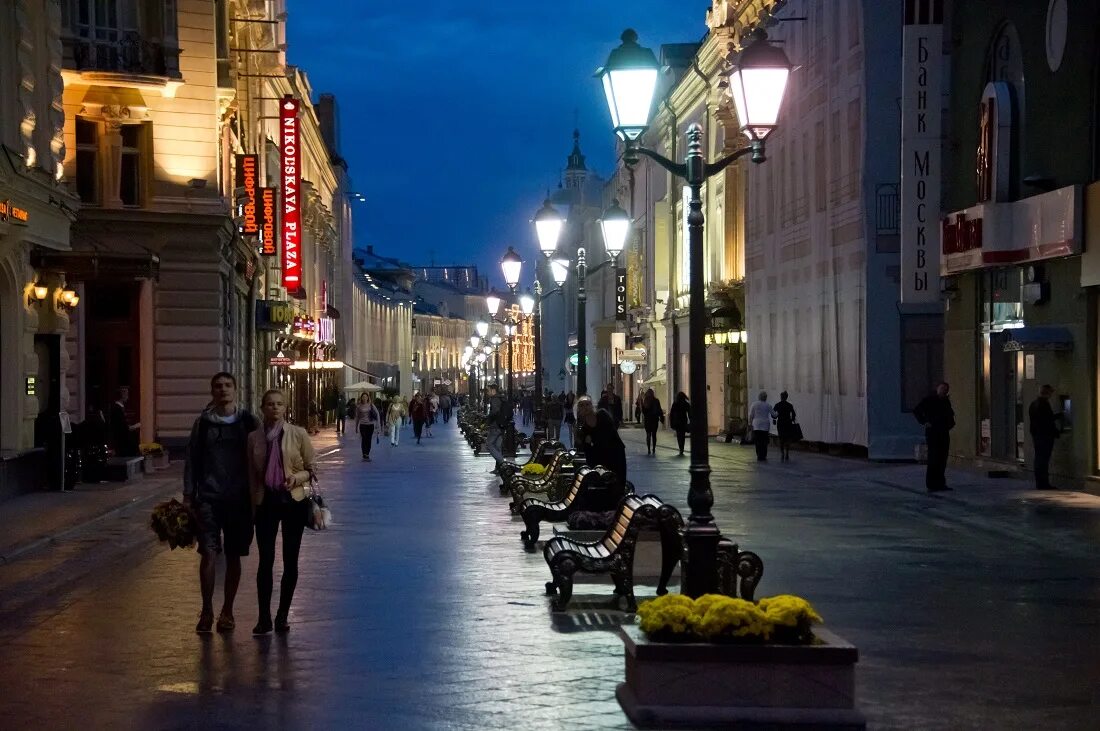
top-left (545, 394), bottom-right (564, 442)
top-left (1028, 384), bottom-right (1061, 490)
top-left (440, 393), bottom-right (452, 423)
top-left (409, 393), bottom-right (428, 444)
top-left (485, 384), bottom-right (508, 473)
top-left (772, 391), bottom-right (797, 462)
top-left (247, 389), bottom-right (315, 635)
top-left (605, 383), bottom-right (624, 426)
top-left (339, 397), bottom-right (354, 436)
top-left (354, 393), bottom-right (380, 461)
top-left (387, 398), bottom-right (402, 446)
top-left (748, 391), bottom-right (774, 462)
top-left (913, 382), bottom-right (955, 492)
top-left (641, 388), bottom-right (664, 455)
top-left (183, 372), bottom-right (258, 634)
top-left (563, 391), bottom-right (576, 447)
top-left (669, 391), bottom-right (690, 456)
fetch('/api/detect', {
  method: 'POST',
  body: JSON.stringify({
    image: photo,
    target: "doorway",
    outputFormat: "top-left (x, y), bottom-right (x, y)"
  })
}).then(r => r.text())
top-left (85, 282), bottom-right (142, 424)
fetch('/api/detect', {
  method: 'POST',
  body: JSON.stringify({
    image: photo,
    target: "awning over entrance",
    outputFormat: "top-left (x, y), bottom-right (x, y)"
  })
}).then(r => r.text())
top-left (639, 364), bottom-right (667, 386)
top-left (1002, 327), bottom-right (1074, 352)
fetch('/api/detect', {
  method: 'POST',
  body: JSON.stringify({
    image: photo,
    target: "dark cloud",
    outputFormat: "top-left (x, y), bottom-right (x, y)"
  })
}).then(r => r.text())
top-left (287, 1), bottom-right (707, 279)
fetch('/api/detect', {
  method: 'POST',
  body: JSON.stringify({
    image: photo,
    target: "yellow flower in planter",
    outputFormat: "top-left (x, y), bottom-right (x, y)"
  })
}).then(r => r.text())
top-left (520, 463), bottom-right (547, 476)
top-left (758, 594), bottom-right (823, 628)
top-left (637, 594), bottom-right (699, 636)
top-left (695, 597), bottom-right (772, 641)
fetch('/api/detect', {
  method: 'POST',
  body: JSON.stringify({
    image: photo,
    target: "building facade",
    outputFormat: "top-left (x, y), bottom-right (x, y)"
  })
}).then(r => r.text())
top-left (941, 0), bottom-right (1100, 486)
top-left (743, 0), bottom-right (922, 457)
top-left (0, 0), bottom-right (80, 495)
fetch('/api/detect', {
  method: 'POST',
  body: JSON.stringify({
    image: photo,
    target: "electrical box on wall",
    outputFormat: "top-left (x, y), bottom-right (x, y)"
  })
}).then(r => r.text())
top-left (1022, 281), bottom-right (1049, 305)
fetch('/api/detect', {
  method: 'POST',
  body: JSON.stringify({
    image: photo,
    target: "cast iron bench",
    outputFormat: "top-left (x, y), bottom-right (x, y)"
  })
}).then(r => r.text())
top-left (543, 493), bottom-right (684, 611)
top-left (498, 439), bottom-right (563, 493)
top-left (520, 466), bottom-right (632, 549)
top-left (507, 449), bottom-right (575, 512)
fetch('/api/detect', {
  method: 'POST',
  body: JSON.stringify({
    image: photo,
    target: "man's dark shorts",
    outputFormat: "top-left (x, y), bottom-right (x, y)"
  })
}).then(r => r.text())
top-left (193, 499), bottom-right (254, 556)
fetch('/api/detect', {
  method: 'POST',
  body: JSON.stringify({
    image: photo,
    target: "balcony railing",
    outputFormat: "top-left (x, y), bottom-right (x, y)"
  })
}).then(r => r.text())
top-left (65, 32), bottom-right (174, 77)
top-left (875, 183), bottom-right (899, 235)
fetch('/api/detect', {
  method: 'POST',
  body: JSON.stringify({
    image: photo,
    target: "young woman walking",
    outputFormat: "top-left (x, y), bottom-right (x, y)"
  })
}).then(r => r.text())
top-left (641, 388), bottom-right (664, 455)
top-left (387, 399), bottom-right (402, 446)
top-left (354, 393), bottom-right (380, 461)
top-left (248, 389), bottom-right (316, 635)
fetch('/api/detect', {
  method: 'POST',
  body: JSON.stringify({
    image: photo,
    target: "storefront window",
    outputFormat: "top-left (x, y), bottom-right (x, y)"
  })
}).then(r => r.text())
top-left (978, 268), bottom-right (1024, 459)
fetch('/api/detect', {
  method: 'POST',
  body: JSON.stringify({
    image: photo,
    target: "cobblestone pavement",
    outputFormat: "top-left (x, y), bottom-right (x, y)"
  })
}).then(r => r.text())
top-left (1, 417), bottom-right (1099, 729)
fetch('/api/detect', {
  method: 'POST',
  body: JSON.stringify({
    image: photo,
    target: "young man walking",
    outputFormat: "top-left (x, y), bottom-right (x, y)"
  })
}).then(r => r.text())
top-left (1028, 384), bottom-right (1061, 490)
top-left (183, 372), bottom-right (258, 633)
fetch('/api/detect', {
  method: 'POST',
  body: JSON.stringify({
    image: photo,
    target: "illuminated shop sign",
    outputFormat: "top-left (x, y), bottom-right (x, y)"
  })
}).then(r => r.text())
top-left (280, 97), bottom-right (301, 289)
top-left (235, 154), bottom-right (258, 235)
top-left (260, 187), bottom-right (276, 256)
top-left (292, 315), bottom-right (317, 340)
top-left (615, 267), bottom-right (627, 320)
top-left (0, 200), bottom-right (29, 225)
top-left (318, 316), bottom-right (335, 344)
top-left (256, 300), bottom-right (294, 331)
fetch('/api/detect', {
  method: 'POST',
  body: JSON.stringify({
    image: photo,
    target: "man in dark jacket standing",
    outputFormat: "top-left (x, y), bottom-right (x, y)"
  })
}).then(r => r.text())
top-left (184, 372), bottom-right (258, 633)
top-left (1028, 384), bottom-right (1061, 490)
top-left (914, 382), bottom-right (955, 493)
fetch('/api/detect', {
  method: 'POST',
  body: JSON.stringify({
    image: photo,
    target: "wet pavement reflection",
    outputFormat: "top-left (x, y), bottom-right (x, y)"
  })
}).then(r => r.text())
top-left (1, 418), bottom-right (1099, 729)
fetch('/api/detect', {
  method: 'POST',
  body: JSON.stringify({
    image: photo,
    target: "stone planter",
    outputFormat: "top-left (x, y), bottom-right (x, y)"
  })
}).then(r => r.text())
top-left (616, 624), bottom-right (865, 729)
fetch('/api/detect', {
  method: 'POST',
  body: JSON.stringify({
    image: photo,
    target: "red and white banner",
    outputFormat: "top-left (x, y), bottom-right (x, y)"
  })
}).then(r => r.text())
top-left (281, 97), bottom-right (301, 289)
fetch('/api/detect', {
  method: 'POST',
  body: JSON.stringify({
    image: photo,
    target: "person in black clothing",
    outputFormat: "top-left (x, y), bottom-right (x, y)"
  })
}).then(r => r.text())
top-left (913, 382), bottom-right (955, 492)
top-left (772, 391), bottom-right (797, 462)
top-left (669, 392), bottom-right (690, 456)
top-left (641, 388), bottom-right (664, 455)
top-left (576, 397), bottom-right (627, 486)
top-left (1028, 384), bottom-right (1061, 490)
top-left (108, 387), bottom-right (139, 457)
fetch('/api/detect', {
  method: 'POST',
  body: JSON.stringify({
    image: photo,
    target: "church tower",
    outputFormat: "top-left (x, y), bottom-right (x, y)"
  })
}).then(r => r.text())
top-left (564, 129), bottom-right (588, 192)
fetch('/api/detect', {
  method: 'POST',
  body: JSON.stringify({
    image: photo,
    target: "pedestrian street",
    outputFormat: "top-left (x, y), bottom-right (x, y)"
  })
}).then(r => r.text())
top-left (1, 417), bottom-right (1099, 730)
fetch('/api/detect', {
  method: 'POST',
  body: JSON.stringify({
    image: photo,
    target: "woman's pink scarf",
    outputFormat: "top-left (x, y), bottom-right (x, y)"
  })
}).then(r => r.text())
top-left (264, 422), bottom-right (286, 490)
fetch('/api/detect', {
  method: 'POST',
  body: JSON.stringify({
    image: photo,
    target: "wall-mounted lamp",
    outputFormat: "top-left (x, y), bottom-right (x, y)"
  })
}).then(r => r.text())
top-left (58, 289), bottom-right (80, 311)
top-left (27, 283), bottom-right (48, 306)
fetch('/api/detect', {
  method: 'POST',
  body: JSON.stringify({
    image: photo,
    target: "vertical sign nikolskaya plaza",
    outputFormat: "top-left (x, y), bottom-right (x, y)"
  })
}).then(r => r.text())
top-left (899, 0), bottom-right (944, 304)
top-left (281, 96), bottom-right (301, 289)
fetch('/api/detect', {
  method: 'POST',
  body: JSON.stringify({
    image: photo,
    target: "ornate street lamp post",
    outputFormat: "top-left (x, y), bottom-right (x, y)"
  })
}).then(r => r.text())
top-left (597, 28), bottom-right (791, 597)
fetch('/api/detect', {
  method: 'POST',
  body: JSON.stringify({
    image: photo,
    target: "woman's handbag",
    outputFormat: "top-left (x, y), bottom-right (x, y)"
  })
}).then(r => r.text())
top-left (305, 471), bottom-right (332, 530)
top-left (789, 422), bottom-right (804, 442)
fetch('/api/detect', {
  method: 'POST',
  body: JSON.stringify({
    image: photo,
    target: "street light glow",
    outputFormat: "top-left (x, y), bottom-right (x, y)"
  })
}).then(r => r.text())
top-left (600, 198), bottom-right (630, 258)
top-left (500, 246), bottom-right (523, 289)
top-left (596, 29), bottom-right (660, 141)
top-left (551, 258), bottom-right (569, 286)
top-left (519, 290), bottom-right (535, 315)
top-left (533, 199), bottom-right (564, 256)
top-left (476, 320), bottom-right (489, 338)
top-left (728, 33), bottom-right (793, 141)
top-left (486, 291), bottom-right (501, 316)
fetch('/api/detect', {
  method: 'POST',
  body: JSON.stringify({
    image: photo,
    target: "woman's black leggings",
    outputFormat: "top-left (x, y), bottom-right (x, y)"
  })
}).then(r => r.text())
top-left (676, 429), bottom-right (687, 452)
top-left (645, 428), bottom-right (658, 452)
top-left (359, 424), bottom-right (375, 457)
top-left (255, 494), bottom-right (308, 621)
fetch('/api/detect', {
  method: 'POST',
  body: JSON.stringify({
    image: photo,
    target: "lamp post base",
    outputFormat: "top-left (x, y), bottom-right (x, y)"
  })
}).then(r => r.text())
top-left (680, 523), bottom-right (722, 598)
top-left (504, 423), bottom-right (518, 458)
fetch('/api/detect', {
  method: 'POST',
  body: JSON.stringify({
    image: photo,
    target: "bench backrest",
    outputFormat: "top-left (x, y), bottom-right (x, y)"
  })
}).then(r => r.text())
top-left (601, 494), bottom-right (666, 552)
top-left (565, 466), bottom-right (603, 503)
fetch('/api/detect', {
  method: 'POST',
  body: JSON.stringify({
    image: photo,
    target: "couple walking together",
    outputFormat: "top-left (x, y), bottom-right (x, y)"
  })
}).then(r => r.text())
top-left (184, 373), bottom-right (315, 635)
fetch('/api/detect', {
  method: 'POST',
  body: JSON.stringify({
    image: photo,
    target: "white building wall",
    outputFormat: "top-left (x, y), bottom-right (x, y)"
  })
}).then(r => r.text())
top-left (745, 0), bottom-right (870, 446)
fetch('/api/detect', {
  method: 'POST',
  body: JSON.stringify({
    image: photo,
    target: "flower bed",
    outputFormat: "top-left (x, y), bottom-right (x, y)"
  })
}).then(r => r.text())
top-left (520, 462), bottom-right (546, 476)
top-left (618, 593), bottom-right (864, 728)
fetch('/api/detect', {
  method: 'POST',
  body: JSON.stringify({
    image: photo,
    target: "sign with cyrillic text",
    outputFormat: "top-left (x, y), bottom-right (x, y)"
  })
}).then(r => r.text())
top-left (900, 0), bottom-right (944, 304)
top-left (280, 97), bottom-right (301, 290)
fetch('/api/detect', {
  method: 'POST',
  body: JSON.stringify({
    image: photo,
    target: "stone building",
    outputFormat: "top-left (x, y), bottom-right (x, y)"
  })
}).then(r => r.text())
top-left (0, 0), bottom-right (80, 495)
top-left (941, 0), bottom-right (1100, 486)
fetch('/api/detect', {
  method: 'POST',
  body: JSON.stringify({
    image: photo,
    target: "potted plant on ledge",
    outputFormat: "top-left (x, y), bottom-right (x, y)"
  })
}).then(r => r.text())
top-left (617, 593), bottom-right (865, 729)
top-left (139, 442), bottom-right (168, 472)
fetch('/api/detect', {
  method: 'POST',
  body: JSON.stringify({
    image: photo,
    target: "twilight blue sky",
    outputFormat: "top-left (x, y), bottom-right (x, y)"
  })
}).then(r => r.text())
top-left (286, 1), bottom-right (708, 286)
